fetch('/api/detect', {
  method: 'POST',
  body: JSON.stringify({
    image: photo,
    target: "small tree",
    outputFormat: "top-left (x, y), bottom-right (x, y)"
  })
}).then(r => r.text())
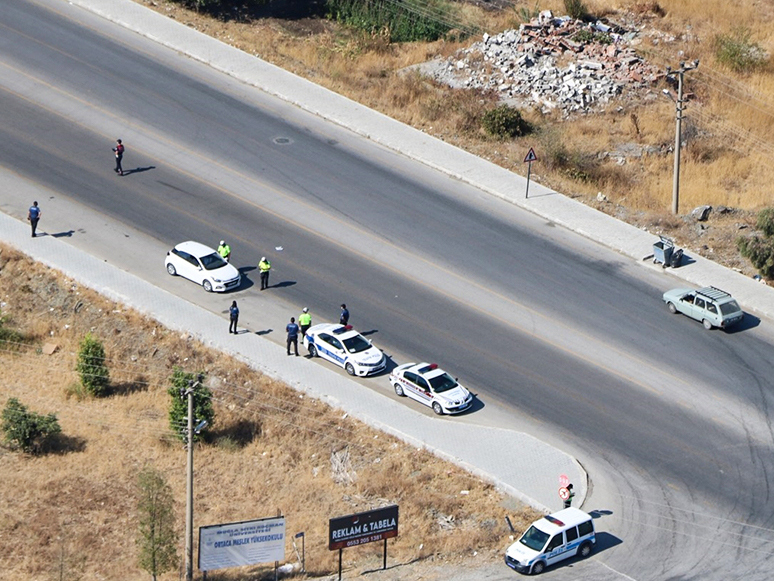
top-left (76, 332), bottom-right (110, 396)
top-left (136, 466), bottom-right (178, 581)
top-left (167, 368), bottom-right (214, 442)
top-left (1, 398), bottom-right (61, 454)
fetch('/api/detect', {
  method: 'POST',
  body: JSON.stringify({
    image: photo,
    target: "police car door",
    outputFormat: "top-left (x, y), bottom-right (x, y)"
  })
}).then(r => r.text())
top-left (413, 376), bottom-right (434, 407)
top-left (318, 334), bottom-right (346, 366)
top-left (544, 532), bottom-right (569, 566)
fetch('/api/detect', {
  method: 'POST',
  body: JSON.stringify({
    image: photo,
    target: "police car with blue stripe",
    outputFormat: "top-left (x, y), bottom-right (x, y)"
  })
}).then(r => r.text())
top-left (389, 362), bottom-right (473, 415)
top-left (303, 324), bottom-right (386, 377)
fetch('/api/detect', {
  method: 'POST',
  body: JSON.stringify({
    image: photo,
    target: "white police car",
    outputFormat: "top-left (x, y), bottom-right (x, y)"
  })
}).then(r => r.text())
top-left (389, 362), bottom-right (473, 415)
top-left (303, 324), bottom-right (386, 377)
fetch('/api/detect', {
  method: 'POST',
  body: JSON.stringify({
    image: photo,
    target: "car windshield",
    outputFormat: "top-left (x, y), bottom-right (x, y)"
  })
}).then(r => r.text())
top-left (720, 300), bottom-right (741, 315)
top-left (428, 372), bottom-right (458, 393)
top-left (342, 334), bottom-right (371, 354)
top-left (199, 252), bottom-right (227, 271)
top-left (519, 525), bottom-right (549, 552)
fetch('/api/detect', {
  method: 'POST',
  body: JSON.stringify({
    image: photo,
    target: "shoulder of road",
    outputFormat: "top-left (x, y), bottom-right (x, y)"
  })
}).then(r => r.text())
top-left (9, 0), bottom-right (774, 516)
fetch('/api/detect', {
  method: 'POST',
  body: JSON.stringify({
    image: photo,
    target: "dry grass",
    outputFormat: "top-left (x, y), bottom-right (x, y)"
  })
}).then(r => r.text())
top-left (0, 245), bottom-right (539, 580)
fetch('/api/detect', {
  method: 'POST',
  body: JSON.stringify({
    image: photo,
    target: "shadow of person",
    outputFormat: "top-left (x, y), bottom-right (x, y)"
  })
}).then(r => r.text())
top-left (122, 166), bottom-right (156, 176)
top-left (51, 230), bottom-right (76, 238)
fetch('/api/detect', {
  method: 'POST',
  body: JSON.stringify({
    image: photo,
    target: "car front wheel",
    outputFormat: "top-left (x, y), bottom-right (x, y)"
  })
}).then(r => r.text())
top-left (667, 302), bottom-right (677, 314)
top-left (308, 344), bottom-right (317, 357)
top-left (345, 363), bottom-right (355, 376)
top-left (432, 402), bottom-right (443, 415)
top-left (166, 263), bottom-right (177, 276)
top-left (531, 561), bottom-right (545, 575)
top-left (393, 383), bottom-right (405, 397)
top-left (702, 319), bottom-right (713, 330)
top-left (202, 280), bottom-right (213, 292)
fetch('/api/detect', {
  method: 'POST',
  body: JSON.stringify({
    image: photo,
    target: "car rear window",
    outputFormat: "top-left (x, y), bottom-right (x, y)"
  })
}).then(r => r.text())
top-left (577, 520), bottom-right (593, 537)
top-left (720, 301), bottom-right (741, 315)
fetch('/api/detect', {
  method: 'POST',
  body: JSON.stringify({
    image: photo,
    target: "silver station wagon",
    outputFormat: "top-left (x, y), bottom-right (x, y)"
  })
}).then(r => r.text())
top-left (662, 286), bottom-right (744, 330)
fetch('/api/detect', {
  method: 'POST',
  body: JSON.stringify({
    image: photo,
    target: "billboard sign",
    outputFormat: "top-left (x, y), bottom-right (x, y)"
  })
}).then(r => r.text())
top-left (329, 505), bottom-right (399, 550)
top-left (198, 516), bottom-right (285, 571)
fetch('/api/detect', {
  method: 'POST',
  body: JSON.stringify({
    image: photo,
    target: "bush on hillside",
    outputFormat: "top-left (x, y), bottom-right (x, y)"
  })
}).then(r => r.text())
top-left (326, 0), bottom-right (460, 42)
top-left (714, 28), bottom-right (769, 73)
top-left (482, 105), bottom-right (532, 139)
top-left (167, 368), bottom-right (214, 442)
top-left (76, 332), bottom-right (110, 397)
top-left (738, 207), bottom-right (774, 279)
top-left (1, 398), bottom-right (61, 454)
top-left (564, 0), bottom-right (588, 20)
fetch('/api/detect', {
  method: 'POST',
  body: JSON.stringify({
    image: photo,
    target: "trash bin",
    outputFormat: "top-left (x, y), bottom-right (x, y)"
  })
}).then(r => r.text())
top-left (653, 235), bottom-right (674, 267)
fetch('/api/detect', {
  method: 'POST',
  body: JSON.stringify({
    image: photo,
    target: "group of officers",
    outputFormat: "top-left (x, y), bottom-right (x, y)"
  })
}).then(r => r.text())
top-left (218, 239), bottom-right (351, 356)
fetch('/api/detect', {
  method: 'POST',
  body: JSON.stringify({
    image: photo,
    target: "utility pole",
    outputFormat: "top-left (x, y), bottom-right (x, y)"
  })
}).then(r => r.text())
top-left (665, 60), bottom-right (699, 215)
top-left (185, 384), bottom-right (195, 581)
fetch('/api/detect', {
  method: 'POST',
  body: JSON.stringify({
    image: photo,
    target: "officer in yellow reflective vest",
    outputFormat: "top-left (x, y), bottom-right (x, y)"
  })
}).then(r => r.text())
top-left (298, 307), bottom-right (312, 339)
top-left (217, 240), bottom-right (231, 262)
top-left (258, 256), bottom-right (271, 290)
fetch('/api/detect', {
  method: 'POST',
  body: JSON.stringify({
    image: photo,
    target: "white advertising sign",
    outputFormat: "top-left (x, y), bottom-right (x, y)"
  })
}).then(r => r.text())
top-left (199, 516), bottom-right (285, 571)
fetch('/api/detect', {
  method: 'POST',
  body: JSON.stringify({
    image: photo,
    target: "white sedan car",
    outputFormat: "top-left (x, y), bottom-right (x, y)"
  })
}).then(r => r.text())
top-left (164, 241), bottom-right (241, 292)
top-left (303, 324), bottom-right (386, 376)
top-left (390, 362), bottom-right (473, 415)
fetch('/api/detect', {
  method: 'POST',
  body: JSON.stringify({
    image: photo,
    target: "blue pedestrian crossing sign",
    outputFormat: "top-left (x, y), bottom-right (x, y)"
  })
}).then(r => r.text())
top-left (523, 147), bottom-right (537, 163)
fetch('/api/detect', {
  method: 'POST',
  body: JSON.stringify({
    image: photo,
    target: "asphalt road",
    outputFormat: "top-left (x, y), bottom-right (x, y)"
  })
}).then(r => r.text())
top-left (3, 1), bottom-right (774, 579)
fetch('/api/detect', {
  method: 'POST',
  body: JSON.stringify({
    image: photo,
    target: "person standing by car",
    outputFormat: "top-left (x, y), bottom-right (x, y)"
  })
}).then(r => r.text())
top-left (286, 317), bottom-right (299, 356)
top-left (229, 300), bottom-right (239, 334)
top-left (27, 201), bottom-right (41, 238)
top-left (112, 139), bottom-right (124, 176)
top-left (563, 483), bottom-right (575, 509)
top-left (217, 240), bottom-right (231, 262)
top-left (339, 304), bottom-right (349, 326)
top-left (298, 307), bottom-right (312, 339)
top-left (259, 256), bottom-right (271, 290)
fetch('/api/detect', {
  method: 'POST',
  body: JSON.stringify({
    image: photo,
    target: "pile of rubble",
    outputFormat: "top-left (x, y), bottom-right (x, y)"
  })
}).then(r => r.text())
top-left (425, 10), bottom-right (663, 115)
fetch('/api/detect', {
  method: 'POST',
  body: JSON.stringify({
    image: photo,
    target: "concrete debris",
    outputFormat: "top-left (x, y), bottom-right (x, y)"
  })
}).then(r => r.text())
top-left (691, 205), bottom-right (712, 222)
top-left (424, 10), bottom-right (662, 115)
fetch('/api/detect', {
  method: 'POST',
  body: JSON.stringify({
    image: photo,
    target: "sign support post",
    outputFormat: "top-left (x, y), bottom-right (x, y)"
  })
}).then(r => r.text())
top-left (524, 147), bottom-right (537, 199)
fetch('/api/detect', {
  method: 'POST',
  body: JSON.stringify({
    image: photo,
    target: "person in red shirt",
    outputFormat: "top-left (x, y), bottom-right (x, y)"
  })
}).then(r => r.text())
top-left (112, 139), bottom-right (125, 176)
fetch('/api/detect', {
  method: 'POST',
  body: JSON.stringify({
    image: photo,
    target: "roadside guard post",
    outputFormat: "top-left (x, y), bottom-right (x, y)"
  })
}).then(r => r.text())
top-left (329, 505), bottom-right (399, 580)
top-left (524, 147), bottom-right (537, 199)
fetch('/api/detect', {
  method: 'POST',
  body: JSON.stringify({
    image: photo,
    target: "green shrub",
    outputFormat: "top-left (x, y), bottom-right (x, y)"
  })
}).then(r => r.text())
top-left (76, 333), bottom-right (110, 397)
top-left (714, 28), bottom-right (768, 73)
top-left (573, 29), bottom-right (612, 45)
top-left (326, 0), bottom-right (460, 42)
top-left (737, 235), bottom-right (774, 279)
top-left (756, 207), bottom-right (774, 238)
top-left (481, 105), bottom-right (531, 139)
top-left (564, 0), bottom-right (588, 20)
top-left (1, 398), bottom-right (61, 454)
top-left (167, 368), bottom-right (214, 442)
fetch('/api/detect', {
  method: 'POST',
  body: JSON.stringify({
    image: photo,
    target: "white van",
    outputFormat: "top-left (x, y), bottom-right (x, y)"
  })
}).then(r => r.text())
top-left (504, 507), bottom-right (595, 575)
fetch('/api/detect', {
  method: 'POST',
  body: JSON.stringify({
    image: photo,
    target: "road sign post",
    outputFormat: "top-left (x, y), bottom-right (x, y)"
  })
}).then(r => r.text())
top-left (523, 148), bottom-right (537, 199)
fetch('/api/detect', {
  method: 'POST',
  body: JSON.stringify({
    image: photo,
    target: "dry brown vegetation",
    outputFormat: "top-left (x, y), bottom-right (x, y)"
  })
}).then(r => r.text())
top-left (0, 244), bottom-right (538, 580)
top-left (136, 0), bottom-right (774, 277)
